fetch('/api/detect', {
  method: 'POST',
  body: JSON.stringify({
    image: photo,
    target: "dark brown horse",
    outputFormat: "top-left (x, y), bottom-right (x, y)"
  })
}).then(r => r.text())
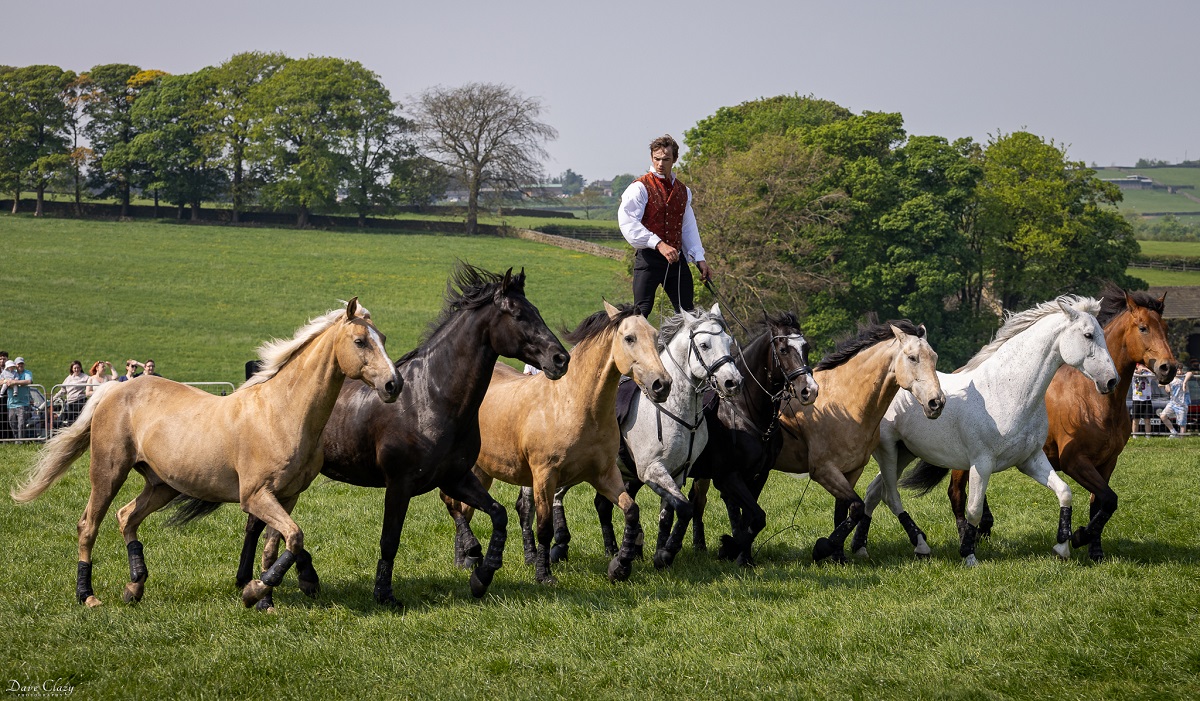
top-left (945, 287), bottom-right (1176, 561)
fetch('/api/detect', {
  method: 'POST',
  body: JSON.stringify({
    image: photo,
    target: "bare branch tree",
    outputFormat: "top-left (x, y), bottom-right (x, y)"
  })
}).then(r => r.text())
top-left (412, 82), bottom-right (557, 234)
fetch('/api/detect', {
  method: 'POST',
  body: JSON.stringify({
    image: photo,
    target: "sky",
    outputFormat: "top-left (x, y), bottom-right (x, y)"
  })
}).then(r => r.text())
top-left (5, 0), bottom-right (1197, 183)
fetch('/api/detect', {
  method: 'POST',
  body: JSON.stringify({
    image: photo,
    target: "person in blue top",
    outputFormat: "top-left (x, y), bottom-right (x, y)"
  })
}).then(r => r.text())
top-left (3, 357), bottom-right (35, 443)
top-left (1159, 369), bottom-right (1195, 437)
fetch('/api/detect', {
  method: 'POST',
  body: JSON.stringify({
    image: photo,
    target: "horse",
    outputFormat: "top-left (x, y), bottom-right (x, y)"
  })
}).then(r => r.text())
top-left (234, 265), bottom-right (571, 610)
top-left (524, 304), bottom-right (744, 570)
top-left (11, 298), bottom-right (401, 608)
top-left (855, 296), bottom-right (1119, 566)
top-left (674, 312), bottom-right (820, 567)
top-left (441, 302), bottom-right (671, 585)
top-left (772, 321), bottom-right (944, 564)
top-left (943, 287), bottom-right (1176, 562)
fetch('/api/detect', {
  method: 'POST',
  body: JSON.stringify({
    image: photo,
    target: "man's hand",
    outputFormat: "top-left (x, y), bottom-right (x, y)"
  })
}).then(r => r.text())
top-left (655, 241), bottom-right (680, 264)
top-left (696, 260), bottom-right (713, 283)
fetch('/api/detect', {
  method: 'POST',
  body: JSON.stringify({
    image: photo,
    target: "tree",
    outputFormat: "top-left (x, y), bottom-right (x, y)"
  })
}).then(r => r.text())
top-left (611, 173), bottom-right (636, 197)
top-left (80, 63), bottom-right (150, 217)
top-left (571, 183), bottom-right (606, 219)
top-left (413, 83), bottom-right (557, 234)
top-left (340, 64), bottom-right (409, 226)
top-left (7, 65), bottom-right (76, 216)
top-left (206, 52), bottom-right (291, 222)
top-left (0, 66), bottom-right (34, 211)
top-left (683, 94), bottom-right (852, 169)
top-left (560, 168), bottom-right (583, 196)
top-left (390, 156), bottom-right (449, 206)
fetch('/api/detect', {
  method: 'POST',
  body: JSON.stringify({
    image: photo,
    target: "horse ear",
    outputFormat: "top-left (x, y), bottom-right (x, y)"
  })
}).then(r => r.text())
top-left (346, 297), bottom-right (359, 319)
top-left (710, 302), bottom-right (722, 319)
top-left (1124, 290), bottom-right (1139, 311)
top-left (918, 323), bottom-right (927, 339)
top-left (1159, 290), bottom-right (1169, 307)
top-left (502, 267), bottom-right (513, 292)
top-left (1057, 298), bottom-right (1080, 321)
top-left (604, 300), bottom-right (620, 319)
top-left (890, 324), bottom-right (906, 342)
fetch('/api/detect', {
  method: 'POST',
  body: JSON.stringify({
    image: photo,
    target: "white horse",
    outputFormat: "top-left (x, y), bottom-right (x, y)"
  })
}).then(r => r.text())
top-left (856, 296), bottom-right (1119, 566)
top-left (519, 305), bottom-right (744, 569)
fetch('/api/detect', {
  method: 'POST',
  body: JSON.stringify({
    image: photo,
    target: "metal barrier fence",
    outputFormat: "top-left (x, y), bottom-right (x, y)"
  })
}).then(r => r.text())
top-left (0, 381), bottom-right (237, 444)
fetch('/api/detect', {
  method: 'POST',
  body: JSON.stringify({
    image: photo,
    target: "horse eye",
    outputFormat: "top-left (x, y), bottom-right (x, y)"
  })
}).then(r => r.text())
top-left (624, 335), bottom-right (635, 344)
top-left (700, 342), bottom-right (710, 350)
top-left (909, 355), bottom-right (918, 363)
top-left (1084, 333), bottom-right (1094, 340)
top-left (354, 337), bottom-right (366, 347)
top-left (1139, 326), bottom-right (1148, 333)
top-left (780, 346), bottom-right (791, 354)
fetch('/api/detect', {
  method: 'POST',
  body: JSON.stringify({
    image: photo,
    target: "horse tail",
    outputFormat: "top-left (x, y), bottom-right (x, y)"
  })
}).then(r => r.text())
top-left (164, 495), bottom-right (224, 526)
top-left (11, 384), bottom-right (108, 503)
top-left (899, 460), bottom-right (950, 496)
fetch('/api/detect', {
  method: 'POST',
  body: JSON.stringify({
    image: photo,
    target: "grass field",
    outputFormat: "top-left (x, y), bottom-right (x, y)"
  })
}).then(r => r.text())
top-left (3, 214), bottom-right (1200, 699)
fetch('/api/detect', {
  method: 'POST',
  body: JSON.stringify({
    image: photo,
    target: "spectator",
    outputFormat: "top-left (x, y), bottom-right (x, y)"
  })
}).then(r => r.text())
top-left (53, 360), bottom-right (89, 427)
top-left (0, 355), bottom-right (12, 440)
top-left (1160, 369), bottom-right (1196, 438)
top-left (86, 361), bottom-right (117, 398)
top-left (522, 363), bottom-right (542, 376)
top-left (3, 357), bottom-right (34, 443)
top-left (119, 359), bottom-right (144, 382)
top-left (1130, 362), bottom-right (1154, 437)
top-left (143, 359), bottom-right (161, 378)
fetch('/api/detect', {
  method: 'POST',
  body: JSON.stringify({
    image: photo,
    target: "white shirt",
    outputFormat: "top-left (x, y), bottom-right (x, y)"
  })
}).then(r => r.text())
top-left (618, 172), bottom-right (705, 263)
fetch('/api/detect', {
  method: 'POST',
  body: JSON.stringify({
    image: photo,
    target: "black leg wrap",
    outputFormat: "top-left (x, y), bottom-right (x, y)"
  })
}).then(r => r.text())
top-left (76, 561), bottom-right (94, 604)
top-left (850, 515), bottom-right (872, 554)
top-left (897, 512), bottom-right (927, 548)
top-left (549, 502), bottom-right (570, 564)
top-left (127, 540), bottom-right (147, 584)
top-left (959, 523), bottom-right (978, 559)
top-left (374, 558), bottom-right (396, 604)
top-left (979, 500), bottom-right (994, 537)
top-left (1057, 506), bottom-right (1072, 545)
top-left (260, 549), bottom-right (295, 587)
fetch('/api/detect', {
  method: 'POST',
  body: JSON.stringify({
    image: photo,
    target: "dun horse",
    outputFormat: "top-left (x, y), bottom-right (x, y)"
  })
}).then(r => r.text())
top-left (442, 302), bottom-right (671, 584)
top-left (773, 321), bottom-right (944, 563)
top-left (11, 299), bottom-right (401, 608)
top-left (235, 265), bottom-right (570, 609)
top-left (856, 296), bottom-right (1118, 565)
top-left (944, 287), bottom-right (1176, 562)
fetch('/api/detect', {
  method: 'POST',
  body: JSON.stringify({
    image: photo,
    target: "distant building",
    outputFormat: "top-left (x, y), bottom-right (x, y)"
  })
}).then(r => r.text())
top-left (1103, 174), bottom-right (1155, 190)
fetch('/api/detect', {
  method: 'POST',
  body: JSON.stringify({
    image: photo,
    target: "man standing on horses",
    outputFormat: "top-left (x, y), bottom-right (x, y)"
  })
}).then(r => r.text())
top-left (619, 134), bottom-right (713, 317)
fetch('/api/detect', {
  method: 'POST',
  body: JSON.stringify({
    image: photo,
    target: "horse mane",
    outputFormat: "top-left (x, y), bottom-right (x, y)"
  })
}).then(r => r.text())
top-left (562, 303), bottom-right (640, 348)
top-left (960, 295), bottom-right (1101, 372)
top-left (397, 262), bottom-right (524, 365)
top-left (240, 303), bottom-right (364, 390)
top-left (1096, 284), bottom-right (1165, 327)
top-left (815, 320), bottom-right (924, 372)
top-left (657, 308), bottom-right (726, 353)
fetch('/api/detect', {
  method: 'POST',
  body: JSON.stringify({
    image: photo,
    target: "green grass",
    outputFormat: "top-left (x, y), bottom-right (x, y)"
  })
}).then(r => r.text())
top-left (3, 214), bottom-right (1200, 699)
top-left (1136, 240), bottom-right (1200, 259)
top-left (1127, 267), bottom-right (1200, 286)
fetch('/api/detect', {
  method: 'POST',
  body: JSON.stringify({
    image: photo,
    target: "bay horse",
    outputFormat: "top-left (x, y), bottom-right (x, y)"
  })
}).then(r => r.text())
top-left (11, 298), bottom-right (401, 608)
top-left (856, 296), bottom-right (1119, 565)
top-left (236, 264), bottom-right (570, 609)
top-left (675, 312), bottom-right (819, 567)
top-left (527, 305), bottom-right (744, 570)
top-left (441, 302), bottom-right (671, 584)
top-left (773, 321), bottom-right (944, 564)
top-left (943, 287), bottom-right (1176, 562)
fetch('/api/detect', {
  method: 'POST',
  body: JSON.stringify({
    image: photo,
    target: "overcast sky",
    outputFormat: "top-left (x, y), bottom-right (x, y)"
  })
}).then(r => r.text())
top-left (6, 1), bottom-right (1196, 182)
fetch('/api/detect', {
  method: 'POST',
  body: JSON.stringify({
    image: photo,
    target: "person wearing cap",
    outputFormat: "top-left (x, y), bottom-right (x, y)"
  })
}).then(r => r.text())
top-left (3, 357), bottom-right (34, 443)
top-left (618, 134), bottom-right (714, 317)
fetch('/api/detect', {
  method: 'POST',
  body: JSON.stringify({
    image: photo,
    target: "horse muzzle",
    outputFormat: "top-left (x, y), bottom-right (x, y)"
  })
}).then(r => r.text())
top-left (536, 348), bottom-right (570, 381)
top-left (377, 372), bottom-right (403, 403)
top-left (1150, 358), bottom-right (1177, 385)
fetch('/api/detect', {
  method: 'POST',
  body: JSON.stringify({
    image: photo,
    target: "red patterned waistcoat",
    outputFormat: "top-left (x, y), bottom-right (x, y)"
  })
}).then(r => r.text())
top-left (637, 172), bottom-right (687, 250)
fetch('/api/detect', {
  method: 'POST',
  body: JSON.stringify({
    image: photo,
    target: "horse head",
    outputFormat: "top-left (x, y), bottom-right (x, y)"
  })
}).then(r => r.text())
top-left (890, 323), bottom-right (944, 419)
top-left (605, 300), bottom-right (671, 402)
top-left (1118, 289), bottom-right (1177, 384)
top-left (1057, 298), bottom-right (1118, 395)
top-left (668, 304), bottom-right (742, 397)
top-left (490, 267), bottom-right (570, 380)
top-left (337, 297), bottom-right (402, 403)
top-left (767, 312), bottom-right (818, 406)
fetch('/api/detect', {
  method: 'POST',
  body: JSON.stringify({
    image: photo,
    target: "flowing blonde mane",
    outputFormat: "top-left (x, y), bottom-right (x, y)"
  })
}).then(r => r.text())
top-left (240, 303), bottom-right (368, 390)
top-left (960, 295), bottom-right (1100, 372)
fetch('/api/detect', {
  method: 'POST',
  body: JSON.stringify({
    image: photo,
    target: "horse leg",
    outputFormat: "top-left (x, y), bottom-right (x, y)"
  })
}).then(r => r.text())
top-left (114, 477), bottom-right (180, 604)
top-left (441, 469), bottom-right (490, 569)
top-left (960, 465), bottom-right (995, 567)
top-left (440, 470), bottom-right (508, 598)
top-left (530, 474), bottom-right (558, 585)
top-left (712, 472), bottom-right (765, 567)
top-left (856, 443), bottom-right (920, 559)
top-left (372, 486), bottom-right (411, 607)
top-left (549, 487), bottom-right (571, 563)
top-left (643, 465), bottom-right (691, 569)
top-left (594, 491), bottom-right (618, 557)
top-left (516, 486), bottom-right (537, 565)
top-left (1016, 454), bottom-right (1073, 561)
top-left (688, 478), bottom-right (710, 552)
top-left (75, 452), bottom-right (135, 607)
top-left (240, 491), bottom-right (305, 609)
top-left (256, 526), bottom-right (281, 612)
top-left (1062, 457), bottom-right (1117, 563)
top-left (236, 514), bottom-right (267, 588)
top-left (593, 466), bottom-right (642, 582)
top-left (809, 467), bottom-right (866, 564)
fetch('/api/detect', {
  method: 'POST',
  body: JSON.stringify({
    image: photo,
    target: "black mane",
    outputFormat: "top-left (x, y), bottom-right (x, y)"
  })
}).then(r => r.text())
top-left (1097, 284), bottom-right (1165, 327)
top-left (815, 320), bottom-right (924, 372)
top-left (562, 303), bottom-right (640, 347)
top-left (398, 262), bottom-right (524, 365)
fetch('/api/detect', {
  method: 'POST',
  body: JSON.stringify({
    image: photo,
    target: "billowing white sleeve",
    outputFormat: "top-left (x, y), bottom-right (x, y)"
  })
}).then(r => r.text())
top-left (618, 181), bottom-right (662, 250)
top-left (681, 188), bottom-right (705, 263)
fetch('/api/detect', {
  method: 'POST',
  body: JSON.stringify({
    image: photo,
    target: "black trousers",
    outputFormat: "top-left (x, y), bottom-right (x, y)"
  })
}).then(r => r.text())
top-left (632, 248), bottom-right (694, 317)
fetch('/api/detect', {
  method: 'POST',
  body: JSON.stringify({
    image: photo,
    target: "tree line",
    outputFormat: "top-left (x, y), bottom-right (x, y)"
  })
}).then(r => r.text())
top-left (0, 55), bottom-right (556, 233)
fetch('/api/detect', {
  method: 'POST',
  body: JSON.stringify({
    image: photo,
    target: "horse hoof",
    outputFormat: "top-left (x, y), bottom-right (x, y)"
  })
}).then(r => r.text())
top-left (608, 557), bottom-right (632, 582)
top-left (298, 577), bottom-right (320, 598)
top-left (717, 535), bottom-right (738, 561)
top-left (1089, 549), bottom-right (1105, 564)
top-left (812, 537), bottom-right (836, 562)
top-left (1052, 541), bottom-right (1071, 560)
top-left (735, 552), bottom-right (756, 569)
top-left (652, 549), bottom-right (675, 570)
top-left (374, 590), bottom-right (405, 610)
top-left (122, 582), bottom-right (144, 604)
top-left (963, 554), bottom-right (978, 568)
top-left (854, 547), bottom-right (870, 560)
top-left (84, 595), bottom-right (103, 608)
top-left (460, 554), bottom-right (481, 571)
top-left (255, 597), bottom-right (275, 613)
top-left (549, 544), bottom-right (569, 563)
top-left (242, 579), bottom-right (270, 608)
top-left (469, 567), bottom-right (494, 598)
top-left (535, 573), bottom-right (558, 586)
top-left (914, 551), bottom-right (931, 561)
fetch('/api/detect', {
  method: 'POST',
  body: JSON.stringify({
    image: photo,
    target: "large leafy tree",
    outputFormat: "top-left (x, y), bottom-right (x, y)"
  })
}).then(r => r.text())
top-left (80, 64), bottom-right (152, 216)
top-left (9, 65), bottom-right (76, 216)
top-left (683, 94), bottom-right (852, 170)
top-left (341, 63), bottom-right (408, 226)
top-left (206, 51), bottom-right (291, 222)
top-left (413, 83), bottom-right (557, 234)
top-left (0, 66), bottom-right (34, 211)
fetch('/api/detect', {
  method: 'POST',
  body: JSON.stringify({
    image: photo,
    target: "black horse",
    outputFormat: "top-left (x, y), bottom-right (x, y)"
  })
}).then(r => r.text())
top-left (234, 263), bottom-right (570, 608)
top-left (537, 312), bottom-right (816, 569)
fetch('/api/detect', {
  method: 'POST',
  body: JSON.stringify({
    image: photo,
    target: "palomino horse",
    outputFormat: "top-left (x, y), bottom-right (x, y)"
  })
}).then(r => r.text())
top-left (11, 299), bottom-right (401, 608)
top-left (944, 287), bottom-right (1176, 562)
top-left (441, 302), bottom-right (671, 584)
top-left (857, 296), bottom-right (1119, 565)
top-left (773, 321), bottom-right (944, 563)
top-left (527, 304), bottom-right (744, 570)
top-left (677, 312), bottom-right (820, 566)
top-left (233, 265), bottom-right (570, 610)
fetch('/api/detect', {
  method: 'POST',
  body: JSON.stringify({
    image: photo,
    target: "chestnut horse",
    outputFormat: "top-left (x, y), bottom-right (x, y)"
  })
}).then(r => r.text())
top-left (773, 321), bottom-right (944, 564)
top-left (944, 287), bottom-right (1176, 562)
top-left (11, 299), bottom-right (401, 608)
top-left (441, 302), bottom-right (671, 584)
